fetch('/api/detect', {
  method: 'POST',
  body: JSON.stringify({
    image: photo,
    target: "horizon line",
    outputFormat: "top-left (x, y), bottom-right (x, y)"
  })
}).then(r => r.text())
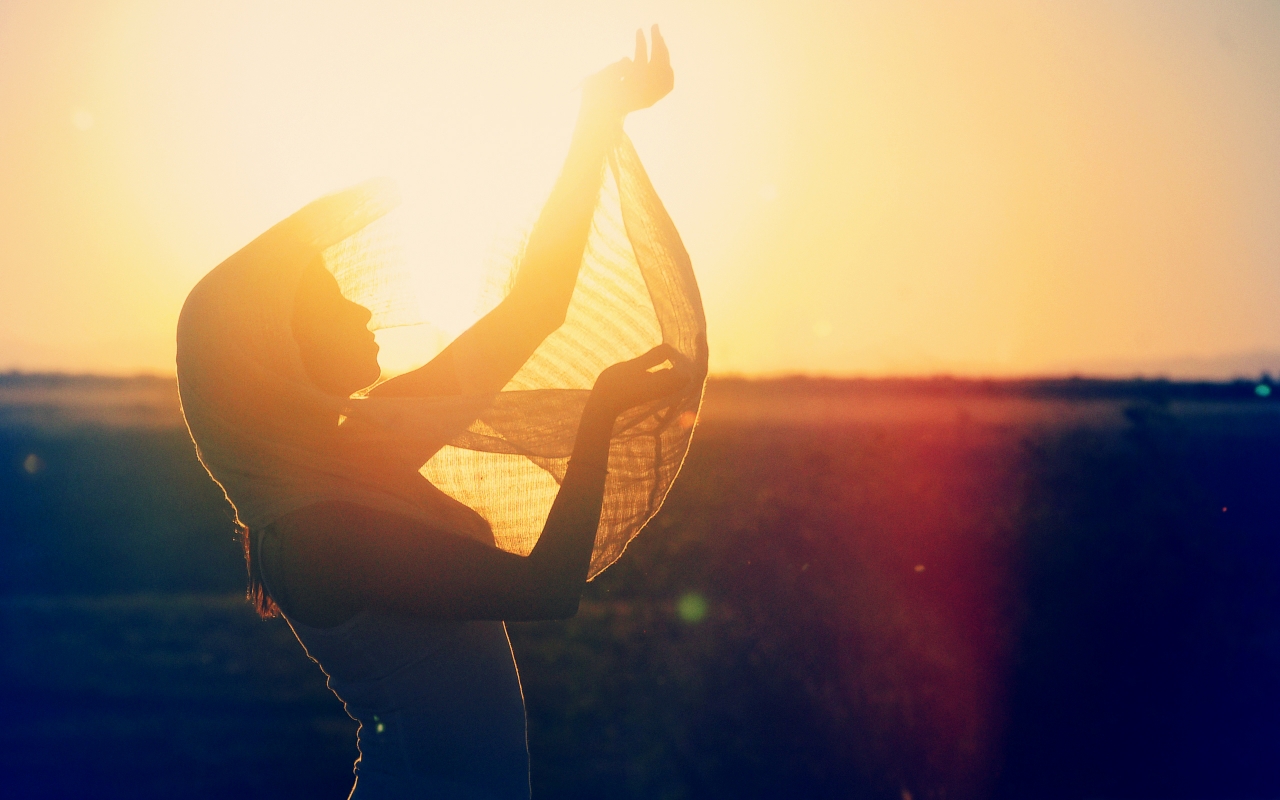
top-left (2, 368), bottom-right (1276, 385)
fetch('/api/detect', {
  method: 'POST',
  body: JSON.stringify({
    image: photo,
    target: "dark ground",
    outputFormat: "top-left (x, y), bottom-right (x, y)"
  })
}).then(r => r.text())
top-left (2, 374), bottom-right (1279, 799)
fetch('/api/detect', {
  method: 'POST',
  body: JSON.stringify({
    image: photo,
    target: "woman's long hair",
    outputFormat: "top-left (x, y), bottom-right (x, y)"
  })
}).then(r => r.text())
top-left (240, 522), bottom-right (280, 619)
top-left (178, 143), bottom-right (708, 620)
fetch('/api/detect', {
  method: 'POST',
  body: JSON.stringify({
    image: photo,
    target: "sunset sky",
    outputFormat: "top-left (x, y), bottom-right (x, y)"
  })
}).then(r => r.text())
top-left (2, 1), bottom-right (1279, 378)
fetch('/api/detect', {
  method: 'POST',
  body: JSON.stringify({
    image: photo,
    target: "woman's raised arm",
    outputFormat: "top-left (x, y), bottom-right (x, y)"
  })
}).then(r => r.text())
top-left (372, 27), bottom-right (673, 398)
top-left (263, 345), bottom-right (690, 626)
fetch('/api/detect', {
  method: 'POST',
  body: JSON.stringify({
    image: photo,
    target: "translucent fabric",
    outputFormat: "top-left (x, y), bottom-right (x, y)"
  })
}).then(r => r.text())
top-left (177, 133), bottom-right (707, 578)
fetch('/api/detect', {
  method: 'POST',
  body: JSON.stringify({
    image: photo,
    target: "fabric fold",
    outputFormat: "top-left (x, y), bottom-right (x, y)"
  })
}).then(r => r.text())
top-left (177, 133), bottom-right (706, 577)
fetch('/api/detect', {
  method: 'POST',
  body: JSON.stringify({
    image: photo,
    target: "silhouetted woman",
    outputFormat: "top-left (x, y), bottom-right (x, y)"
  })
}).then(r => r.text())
top-left (176, 27), bottom-right (706, 799)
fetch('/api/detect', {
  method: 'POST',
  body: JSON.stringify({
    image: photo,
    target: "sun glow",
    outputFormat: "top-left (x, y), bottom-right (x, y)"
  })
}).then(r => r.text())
top-left (126, 3), bottom-right (617, 372)
top-left (88, 1), bottom-right (737, 376)
top-left (3, 2), bottom-right (1279, 377)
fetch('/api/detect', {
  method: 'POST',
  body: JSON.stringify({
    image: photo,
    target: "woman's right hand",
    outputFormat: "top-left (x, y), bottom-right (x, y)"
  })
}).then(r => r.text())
top-left (582, 25), bottom-right (674, 120)
top-left (591, 344), bottom-right (692, 417)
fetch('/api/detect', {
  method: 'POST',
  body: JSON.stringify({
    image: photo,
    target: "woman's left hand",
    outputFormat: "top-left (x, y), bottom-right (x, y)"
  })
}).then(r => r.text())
top-left (583, 25), bottom-right (674, 119)
top-left (591, 344), bottom-right (692, 417)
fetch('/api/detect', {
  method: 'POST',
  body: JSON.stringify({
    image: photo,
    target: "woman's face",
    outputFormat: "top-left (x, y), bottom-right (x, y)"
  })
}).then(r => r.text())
top-left (292, 261), bottom-right (381, 396)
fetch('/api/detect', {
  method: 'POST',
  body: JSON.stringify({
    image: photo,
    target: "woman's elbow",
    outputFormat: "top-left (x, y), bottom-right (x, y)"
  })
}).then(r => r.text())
top-left (528, 591), bottom-right (580, 621)
top-left (514, 557), bottom-right (583, 619)
top-left (514, 590), bottom-right (580, 621)
top-left (526, 304), bottom-right (568, 340)
top-left (548, 593), bottom-right (581, 620)
top-left (508, 287), bottom-right (569, 337)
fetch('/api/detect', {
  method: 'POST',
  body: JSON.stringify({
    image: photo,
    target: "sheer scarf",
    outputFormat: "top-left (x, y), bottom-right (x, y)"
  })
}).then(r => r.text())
top-left (176, 134), bottom-right (706, 578)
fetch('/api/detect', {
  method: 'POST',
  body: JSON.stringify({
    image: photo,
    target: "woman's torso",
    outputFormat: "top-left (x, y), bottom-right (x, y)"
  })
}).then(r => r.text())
top-left (259, 486), bottom-right (530, 799)
top-left (283, 606), bottom-right (530, 799)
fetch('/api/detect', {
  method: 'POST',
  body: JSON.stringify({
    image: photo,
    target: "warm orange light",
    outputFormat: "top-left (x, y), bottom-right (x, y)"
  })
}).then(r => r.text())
top-left (2, 2), bottom-right (1278, 378)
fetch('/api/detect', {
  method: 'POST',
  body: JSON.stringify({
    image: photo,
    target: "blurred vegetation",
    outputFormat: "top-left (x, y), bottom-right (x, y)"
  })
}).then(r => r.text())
top-left (2, 377), bottom-right (1280, 798)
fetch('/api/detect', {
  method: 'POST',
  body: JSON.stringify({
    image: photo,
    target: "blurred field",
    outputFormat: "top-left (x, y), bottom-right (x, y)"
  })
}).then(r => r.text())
top-left (3, 374), bottom-right (1280, 799)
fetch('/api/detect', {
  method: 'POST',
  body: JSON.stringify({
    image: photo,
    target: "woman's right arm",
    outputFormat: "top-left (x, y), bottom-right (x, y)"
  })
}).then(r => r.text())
top-left (368, 27), bottom-right (673, 401)
top-left (266, 345), bottom-right (689, 625)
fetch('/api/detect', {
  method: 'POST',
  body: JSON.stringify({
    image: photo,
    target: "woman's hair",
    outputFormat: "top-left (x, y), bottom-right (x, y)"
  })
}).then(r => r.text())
top-left (177, 148), bottom-right (707, 611)
top-left (239, 522), bottom-right (280, 619)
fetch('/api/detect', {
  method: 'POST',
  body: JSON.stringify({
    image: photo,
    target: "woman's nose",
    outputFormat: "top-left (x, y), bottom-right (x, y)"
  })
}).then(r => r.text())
top-left (349, 300), bottom-right (373, 327)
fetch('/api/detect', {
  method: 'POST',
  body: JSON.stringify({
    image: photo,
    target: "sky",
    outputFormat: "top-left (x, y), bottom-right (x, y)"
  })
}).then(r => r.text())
top-left (2, 0), bottom-right (1279, 378)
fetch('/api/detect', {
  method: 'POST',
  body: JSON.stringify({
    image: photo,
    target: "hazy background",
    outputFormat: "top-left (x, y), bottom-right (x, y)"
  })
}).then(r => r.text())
top-left (6, 4), bottom-right (1280, 796)
top-left (3, 0), bottom-right (1279, 378)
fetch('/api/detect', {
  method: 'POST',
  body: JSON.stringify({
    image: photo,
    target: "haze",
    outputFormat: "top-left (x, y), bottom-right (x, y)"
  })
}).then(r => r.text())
top-left (2, 1), bottom-right (1278, 378)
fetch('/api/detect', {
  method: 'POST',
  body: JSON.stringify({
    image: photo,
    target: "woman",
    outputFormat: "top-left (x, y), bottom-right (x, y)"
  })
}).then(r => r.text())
top-left (176, 27), bottom-right (706, 799)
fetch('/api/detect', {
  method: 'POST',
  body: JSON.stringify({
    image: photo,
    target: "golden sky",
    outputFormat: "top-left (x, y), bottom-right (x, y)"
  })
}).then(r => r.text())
top-left (2, 1), bottom-right (1278, 377)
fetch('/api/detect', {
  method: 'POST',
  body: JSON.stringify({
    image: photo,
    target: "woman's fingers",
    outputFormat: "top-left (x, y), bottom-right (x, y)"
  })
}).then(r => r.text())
top-left (582, 26), bottom-right (671, 115)
top-left (650, 25), bottom-right (669, 70)
top-left (636, 25), bottom-right (673, 106)
top-left (644, 361), bottom-right (692, 397)
top-left (659, 360), bottom-right (693, 387)
top-left (593, 344), bottom-right (693, 413)
top-left (631, 343), bottom-right (678, 371)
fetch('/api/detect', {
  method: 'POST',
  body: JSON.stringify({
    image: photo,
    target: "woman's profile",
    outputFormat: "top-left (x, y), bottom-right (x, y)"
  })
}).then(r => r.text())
top-left (176, 26), bottom-right (706, 798)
